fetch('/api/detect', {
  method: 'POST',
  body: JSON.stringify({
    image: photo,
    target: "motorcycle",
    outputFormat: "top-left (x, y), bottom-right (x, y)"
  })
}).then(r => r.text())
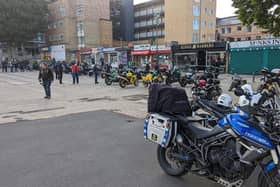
top-left (145, 85), bottom-right (280, 187)
top-left (228, 74), bottom-right (247, 92)
top-left (192, 78), bottom-right (222, 101)
top-left (165, 69), bottom-right (188, 87)
top-left (142, 71), bottom-right (164, 87)
top-left (118, 70), bottom-right (138, 88)
top-left (103, 71), bottom-right (119, 86)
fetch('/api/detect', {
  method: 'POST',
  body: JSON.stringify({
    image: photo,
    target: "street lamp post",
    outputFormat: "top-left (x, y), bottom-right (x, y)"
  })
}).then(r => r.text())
top-left (154, 11), bottom-right (161, 67)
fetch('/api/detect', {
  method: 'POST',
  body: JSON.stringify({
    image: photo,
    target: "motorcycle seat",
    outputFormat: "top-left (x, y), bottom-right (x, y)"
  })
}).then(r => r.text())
top-left (198, 99), bottom-right (231, 118)
top-left (176, 116), bottom-right (224, 139)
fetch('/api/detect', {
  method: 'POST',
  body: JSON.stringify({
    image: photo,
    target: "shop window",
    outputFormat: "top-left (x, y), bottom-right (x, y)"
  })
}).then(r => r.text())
top-left (246, 37), bottom-right (251, 41)
top-left (237, 38), bottom-right (241, 41)
top-left (256, 36), bottom-right (261, 40)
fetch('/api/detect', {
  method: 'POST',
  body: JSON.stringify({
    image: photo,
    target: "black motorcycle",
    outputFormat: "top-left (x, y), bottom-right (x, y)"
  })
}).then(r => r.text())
top-left (165, 69), bottom-right (188, 87)
top-left (103, 71), bottom-right (119, 86)
top-left (228, 74), bottom-right (247, 91)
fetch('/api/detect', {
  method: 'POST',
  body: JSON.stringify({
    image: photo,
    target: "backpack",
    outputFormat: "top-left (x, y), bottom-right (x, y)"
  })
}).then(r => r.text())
top-left (148, 84), bottom-right (192, 116)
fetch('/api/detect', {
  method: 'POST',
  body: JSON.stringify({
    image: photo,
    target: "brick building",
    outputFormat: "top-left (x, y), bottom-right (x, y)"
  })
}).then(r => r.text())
top-left (47, 0), bottom-right (112, 61)
top-left (216, 16), bottom-right (273, 42)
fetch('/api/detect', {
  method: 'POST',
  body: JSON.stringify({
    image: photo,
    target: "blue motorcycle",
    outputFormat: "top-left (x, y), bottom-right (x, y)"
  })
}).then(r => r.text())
top-left (145, 88), bottom-right (280, 187)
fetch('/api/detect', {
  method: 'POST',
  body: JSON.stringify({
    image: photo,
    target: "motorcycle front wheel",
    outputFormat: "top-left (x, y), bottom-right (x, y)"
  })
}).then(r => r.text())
top-left (157, 145), bottom-right (191, 177)
top-left (165, 77), bottom-right (172, 85)
top-left (258, 168), bottom-right (280, 187)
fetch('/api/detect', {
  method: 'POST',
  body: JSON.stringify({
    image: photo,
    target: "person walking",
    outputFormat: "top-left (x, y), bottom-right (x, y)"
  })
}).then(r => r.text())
top-left (57, 62), bottom-right (64, 84)
top-left (71, 62), bottom-right (80, 84)
top-left (38, 63), bottom-right (54, 99)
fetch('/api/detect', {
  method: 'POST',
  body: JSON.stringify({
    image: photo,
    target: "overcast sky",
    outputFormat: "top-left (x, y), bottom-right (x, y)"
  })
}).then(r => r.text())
top-left (133, 0), bottom-right (236, 18)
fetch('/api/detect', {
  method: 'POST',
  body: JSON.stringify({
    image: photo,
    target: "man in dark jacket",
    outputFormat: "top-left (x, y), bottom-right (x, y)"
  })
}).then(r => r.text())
top-left (55, 62), bottom-right (64, 84)
top-left (93, 63), bottom-right (99, 84)
top-left (38, 63), bottom-right (54, 99)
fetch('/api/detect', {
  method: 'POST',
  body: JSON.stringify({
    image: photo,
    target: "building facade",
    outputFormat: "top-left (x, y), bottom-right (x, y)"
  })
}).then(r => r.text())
top-left (216, 16), bottom-right (273, 42)
top-left (47, 0), bottom-right (112, 61)
top-left (134, 0), bottom-right (216, 44)
top-left (110, 0), bottom-right (134, 42)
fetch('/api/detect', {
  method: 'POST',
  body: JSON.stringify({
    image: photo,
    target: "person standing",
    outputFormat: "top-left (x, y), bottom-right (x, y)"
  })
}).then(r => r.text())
top-left (93, 62), bottom-right (99, 84)
top-left (2, 58), bottom-right (8, 72)
top-left (38, 63), bottom-right (54, 99)
top-left (71, 62), bottom-right (80, 84)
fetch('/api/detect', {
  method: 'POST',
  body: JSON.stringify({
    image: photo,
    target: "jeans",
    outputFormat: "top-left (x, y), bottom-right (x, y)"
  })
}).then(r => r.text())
top-left (72, 72), bottom-right (79, 84)
top-left (43, 80), bottom-right (52, 97)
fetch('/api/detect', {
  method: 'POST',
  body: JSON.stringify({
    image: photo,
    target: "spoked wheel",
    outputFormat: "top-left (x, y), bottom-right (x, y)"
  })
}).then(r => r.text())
top-left (258, 168), bottom-right (280, 187)
top-left (157, 145), bottom-right (192, 177)
top-left (119, 79), bottom-right (127, 88)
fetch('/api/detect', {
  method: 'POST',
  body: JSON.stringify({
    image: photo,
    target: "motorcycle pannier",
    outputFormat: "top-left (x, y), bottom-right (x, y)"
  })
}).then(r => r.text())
top-left (148, 84), bottom-right (192, 116)
top-left (144, 113), bottom-right (177, 147)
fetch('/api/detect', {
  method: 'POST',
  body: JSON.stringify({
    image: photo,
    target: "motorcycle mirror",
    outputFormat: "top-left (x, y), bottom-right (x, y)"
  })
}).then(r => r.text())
top-left (234, 87), bottom-right (245, 97)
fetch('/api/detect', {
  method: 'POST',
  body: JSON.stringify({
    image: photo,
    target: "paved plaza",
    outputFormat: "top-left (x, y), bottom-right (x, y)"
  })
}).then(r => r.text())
top-left (0, 71), bottom-right (258, 124)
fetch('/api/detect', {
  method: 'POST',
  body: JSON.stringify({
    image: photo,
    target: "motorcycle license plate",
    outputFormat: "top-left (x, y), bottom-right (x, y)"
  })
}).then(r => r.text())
top-left (151, 133), bottom-right (158, 142)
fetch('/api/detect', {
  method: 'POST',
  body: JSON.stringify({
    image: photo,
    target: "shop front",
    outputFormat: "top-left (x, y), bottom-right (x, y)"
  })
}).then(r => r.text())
top-left (229, 38), bottom-right (280, 74)
top-left (99, 47), bottom-right (130, 68)
top-left (172, 42), bottom-right (227, 72)
top-left (132, 44), bottom-right (172, 70)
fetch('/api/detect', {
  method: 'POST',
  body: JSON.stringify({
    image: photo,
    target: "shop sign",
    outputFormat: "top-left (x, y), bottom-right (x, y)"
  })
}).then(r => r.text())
top-left (51, 45), bottom-right (66, 61)
top-left (231, 38), bottom-right (280, 49)
top-left (103, 48), bottom-right (116, 52)
top-left (151, 45), bottom-right (171, 51)
top-left (134, 44), bottom-right (151, 51)
top-left (178, 43), bottom-right (215, 50)
top-left (40, 47), bottom-right (50, 52)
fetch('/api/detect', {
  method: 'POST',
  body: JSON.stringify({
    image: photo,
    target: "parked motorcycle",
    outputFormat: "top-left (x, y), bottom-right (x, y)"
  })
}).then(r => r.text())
top-left (191, 78), bottom-right (222, 101)
top-left (103, 71), bottom-right (119, 86)
top-left (142, 71), bottom-right (164, 87)
top-left (118, 70), bottom-right (138, 88)
top-left (145, 85), bottom-right (280, 187)
top-left (228, 74), bottom-right (247, 92)
top-left (165, 69), bottom-right (188, 87)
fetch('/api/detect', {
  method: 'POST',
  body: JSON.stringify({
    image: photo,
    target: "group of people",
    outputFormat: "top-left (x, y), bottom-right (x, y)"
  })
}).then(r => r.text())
top-left (38, 59), bottom-right (103, 99)
top-left (1, 57), bottom-right (30, 73)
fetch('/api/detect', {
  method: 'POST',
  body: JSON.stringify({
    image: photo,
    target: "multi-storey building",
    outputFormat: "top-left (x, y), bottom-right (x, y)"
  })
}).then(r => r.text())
top-left (47, 0), bottom-right (112, 61)
top-left (216, 16), bottom-right (273, 42)
top-left (133, 0), bottom-right (216, 44)
top-left (110, 0), bottom-right (134, 42)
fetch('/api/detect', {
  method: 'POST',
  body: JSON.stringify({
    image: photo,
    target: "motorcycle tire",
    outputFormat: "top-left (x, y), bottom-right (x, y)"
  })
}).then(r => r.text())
top-left (119, 79), bottom-right (127, 88)
top-left (134, 79), bottom-right (139, 87)
top-left (105, 77), bottom-right (113, 86)
top-left (165, 77), bottom-right (172, 85)
top-left (143, 81), bottom-right (149, 87)
top-left (179, 78), bottom-right (188, 87)
top-left (157, 145), bottom-right (191, 177)
top-left (258, 167), bottom-right (280, 187)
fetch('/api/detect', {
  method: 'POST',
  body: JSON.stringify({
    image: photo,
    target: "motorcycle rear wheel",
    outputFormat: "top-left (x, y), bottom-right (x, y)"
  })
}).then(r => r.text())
top-left (165, 77), bottom-right (172, 85)
top-left (157, 145), bottom-right (191, 177)
top-left (119, 79), bottom-right (127, 88)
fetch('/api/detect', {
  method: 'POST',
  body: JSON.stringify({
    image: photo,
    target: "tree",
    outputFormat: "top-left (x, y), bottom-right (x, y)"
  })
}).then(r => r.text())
top-left (0, 0), bottom-right (48, 56)
top-left (232, 0), bottom-right (280, 36)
